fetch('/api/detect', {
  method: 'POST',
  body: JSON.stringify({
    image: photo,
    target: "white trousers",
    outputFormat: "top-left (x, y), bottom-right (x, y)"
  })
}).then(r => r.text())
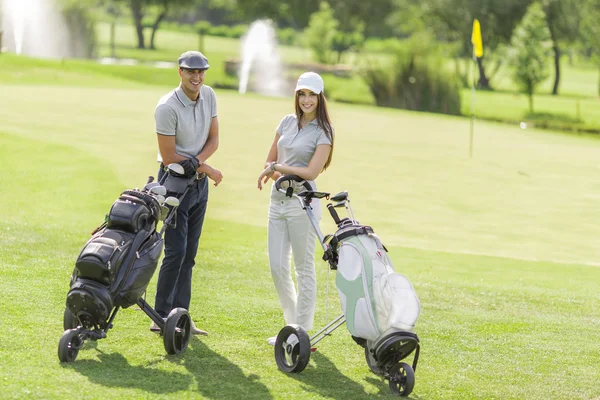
top-left (268, 196), bottom-right (321, 331)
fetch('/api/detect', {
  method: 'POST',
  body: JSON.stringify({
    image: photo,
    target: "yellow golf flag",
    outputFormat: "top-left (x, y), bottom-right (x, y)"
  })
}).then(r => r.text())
top-left (471, 19), bottom-right (483, 58)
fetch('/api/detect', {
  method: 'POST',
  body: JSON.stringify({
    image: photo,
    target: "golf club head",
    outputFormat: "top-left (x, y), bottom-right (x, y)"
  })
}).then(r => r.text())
top-left (164, 196), bottom-right (180, 207)
top-left (159, 205), bottom-right (169, 221)
top-left (167, 163), bottom-right (185, 176)
top-left (144, 182), bottom-right (160, 192)
top-left (149, 185), bottom-right (167, 196)
top-left (331, 191), bottom-right (348, 203)
top-left (155, 194), bottom-right (165, 204)
top-left (334, 200), bottom-right (346, 208)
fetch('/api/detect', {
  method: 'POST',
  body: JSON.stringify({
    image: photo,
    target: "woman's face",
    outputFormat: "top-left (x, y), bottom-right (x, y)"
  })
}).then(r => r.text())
top-left (297, 89), bottom-right (319, 115)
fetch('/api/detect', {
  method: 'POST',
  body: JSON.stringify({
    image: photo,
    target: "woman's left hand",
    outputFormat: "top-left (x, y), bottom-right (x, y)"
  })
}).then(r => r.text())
top-left (257, 167), bottom-right (274, 190)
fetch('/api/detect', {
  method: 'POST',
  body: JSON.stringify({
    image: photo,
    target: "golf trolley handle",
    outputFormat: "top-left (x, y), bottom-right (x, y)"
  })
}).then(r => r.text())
top-left (274, 174), bottom-right (313, 197)
top-left (326, 203), bottom-right (341, 225)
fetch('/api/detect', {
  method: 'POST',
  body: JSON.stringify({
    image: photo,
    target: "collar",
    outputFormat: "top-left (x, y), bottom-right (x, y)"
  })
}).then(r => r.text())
top-left (175, 84), bottom-right (202, 107)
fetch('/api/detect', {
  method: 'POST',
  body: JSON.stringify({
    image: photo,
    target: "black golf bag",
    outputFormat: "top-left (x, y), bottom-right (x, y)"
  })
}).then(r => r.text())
top-left (65, 189), bottom-right (163, 329)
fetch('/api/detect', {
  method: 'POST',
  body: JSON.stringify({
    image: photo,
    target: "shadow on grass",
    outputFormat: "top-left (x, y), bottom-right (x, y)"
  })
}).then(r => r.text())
top-left (285, 350), bottom-right (426, 400)
top-left (63, 351), bottom-right (192, 394)
top-left (62, 337), bottom-right (272, 398)
top-left (167, 337), bottom-right (273, 400)
top-left (282, 350), bottom-right (382, 399)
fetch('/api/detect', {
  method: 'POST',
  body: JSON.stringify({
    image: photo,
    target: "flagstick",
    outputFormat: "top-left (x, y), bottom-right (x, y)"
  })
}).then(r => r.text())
top-left (469, 51), bottom-right (477, 158)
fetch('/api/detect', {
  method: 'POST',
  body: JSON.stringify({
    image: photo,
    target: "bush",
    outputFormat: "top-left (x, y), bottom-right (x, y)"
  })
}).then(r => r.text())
top-left (304, 2), bottom-right (338, 64)
top-left (362, 35), bottom-right (462, 115)
top-left (61, 1), bottom-right (97, 58)
top-left (277, 27), bottom-right (297, 46)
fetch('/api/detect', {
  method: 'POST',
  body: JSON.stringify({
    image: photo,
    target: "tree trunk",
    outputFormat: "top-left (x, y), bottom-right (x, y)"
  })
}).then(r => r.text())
top-left (149, 10), bottom-right (167, 50)
top-left (130, 0), bottom-right (145, 49)
top-left (551, 43), bottom-right (560, 95)
top-left (476, 57), bottom-right (491, 90)
top-left (198, 34), bottom-right (204, 53)
top-left (529, 94), bottom-right (534, 114)
top-left (110, 21), bottom-right (116, 58)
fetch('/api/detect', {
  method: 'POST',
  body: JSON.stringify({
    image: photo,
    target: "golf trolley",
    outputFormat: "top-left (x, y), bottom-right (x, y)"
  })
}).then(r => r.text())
top-left (58, 164), bottom-right (198, 363)
top-left (272, 175), bottom-right (421, 397)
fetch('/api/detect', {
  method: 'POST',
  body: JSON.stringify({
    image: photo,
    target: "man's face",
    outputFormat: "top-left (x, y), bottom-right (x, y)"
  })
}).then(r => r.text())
top-left (179, 68), bottom-right (207, 97)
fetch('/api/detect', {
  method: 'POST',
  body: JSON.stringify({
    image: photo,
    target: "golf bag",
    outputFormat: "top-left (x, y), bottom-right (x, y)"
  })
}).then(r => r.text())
top-left (65, 189), bottom-right (163, 327)
top-left (328, 224), bottom-right (420, 342)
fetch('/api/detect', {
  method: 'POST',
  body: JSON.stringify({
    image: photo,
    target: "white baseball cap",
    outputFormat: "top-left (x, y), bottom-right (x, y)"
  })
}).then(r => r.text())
top-left (295, 72), bottom-right (324, 94)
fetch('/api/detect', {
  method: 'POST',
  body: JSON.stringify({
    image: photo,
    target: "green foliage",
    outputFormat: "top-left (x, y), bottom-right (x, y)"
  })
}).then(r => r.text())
top-left (304, 2), bottom-right (339, 64)
top-left (331, 22), bottom-right (365, 63)
top-left (195, 20), bottom-right (212, 35)
top-left (61, 1), bottom-right (98, 58)
top-left (276, 27), bottom-right (298, 46)
top-left (580, 0), bottom-right (600, 95)
top-left (509, 2), bottom-right (552, 112)
top-left (362, 34), bottom-right (462, 115)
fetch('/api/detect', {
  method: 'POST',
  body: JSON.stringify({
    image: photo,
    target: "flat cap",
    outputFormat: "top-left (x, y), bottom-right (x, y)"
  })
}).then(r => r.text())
top-left (178, 51), bottom-right (210, 70)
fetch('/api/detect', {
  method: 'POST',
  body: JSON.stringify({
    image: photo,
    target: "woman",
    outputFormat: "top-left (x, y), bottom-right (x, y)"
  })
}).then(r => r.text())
top-left (257, 71), bottom-right (334, 345)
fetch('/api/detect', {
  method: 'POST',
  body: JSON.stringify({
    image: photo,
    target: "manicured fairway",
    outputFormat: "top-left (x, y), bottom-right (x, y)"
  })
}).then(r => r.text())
top-left (0, 64), bottom-right (599, 399)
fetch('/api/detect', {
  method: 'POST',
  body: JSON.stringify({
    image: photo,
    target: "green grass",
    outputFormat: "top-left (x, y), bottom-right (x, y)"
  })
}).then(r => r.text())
top-left (1, 58), bottom-right (600, 399)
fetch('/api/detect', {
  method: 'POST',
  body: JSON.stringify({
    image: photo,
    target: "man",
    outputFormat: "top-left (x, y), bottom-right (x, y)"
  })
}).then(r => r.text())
top-left (151, 50), bottom-right (223, 334)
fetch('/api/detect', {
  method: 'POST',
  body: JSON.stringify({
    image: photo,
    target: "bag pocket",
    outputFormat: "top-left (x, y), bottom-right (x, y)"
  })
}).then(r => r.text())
top-left (112, 233), bottom-right (163, 308)
top-left (106, 198), bottom-right (151, 233)
top-left (75, 237), bottom-right (119, 285)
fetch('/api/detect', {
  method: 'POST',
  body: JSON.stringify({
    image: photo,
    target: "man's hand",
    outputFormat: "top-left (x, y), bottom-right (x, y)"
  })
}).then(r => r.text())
top-left (207, 166), bottom-right (223, 187)
top-left (179, 157), bottom-right (200, 178)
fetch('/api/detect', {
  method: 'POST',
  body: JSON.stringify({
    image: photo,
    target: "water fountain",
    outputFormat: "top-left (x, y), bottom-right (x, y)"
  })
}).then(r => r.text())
top-left (238, 20), bottom-right (288, 97)
top-left (1, 0), bottom-right (75, 58)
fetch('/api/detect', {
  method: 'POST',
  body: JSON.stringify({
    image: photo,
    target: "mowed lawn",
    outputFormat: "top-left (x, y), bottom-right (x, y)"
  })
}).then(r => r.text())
top-left (0, 64), bottom-right (599, 399)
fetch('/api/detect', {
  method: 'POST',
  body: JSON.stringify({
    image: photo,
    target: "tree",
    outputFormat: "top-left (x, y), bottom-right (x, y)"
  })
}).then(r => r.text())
top-left (580, 0), bottom-right (600, 95)
top-left (109, 0), bottom-right (190, 49)
top-left (331, 22), bottom-right (364, 63)
top-left (304, 2), bottom-right (339, 64)
top-left (541, 0), bottom-right (581, 95)
top-left (390, 0), bottom-right (534, 90)
top-left (509, 2), bottom-right (552, 113)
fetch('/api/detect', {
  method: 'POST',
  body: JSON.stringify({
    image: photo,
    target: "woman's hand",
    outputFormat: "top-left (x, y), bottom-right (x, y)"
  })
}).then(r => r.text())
top-left (257, 165), bottom-right (274, 190)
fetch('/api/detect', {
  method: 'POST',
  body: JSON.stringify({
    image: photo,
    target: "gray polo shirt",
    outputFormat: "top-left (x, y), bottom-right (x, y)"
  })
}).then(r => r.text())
top-left (155, 84), bottom-right (217, 162)
top-left (271, 114), bottom-right (333, 198)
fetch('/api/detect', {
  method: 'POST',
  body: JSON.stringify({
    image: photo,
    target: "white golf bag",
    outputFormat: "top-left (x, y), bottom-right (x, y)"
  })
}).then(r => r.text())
top-left (330, 225), bottom-right (420, 342)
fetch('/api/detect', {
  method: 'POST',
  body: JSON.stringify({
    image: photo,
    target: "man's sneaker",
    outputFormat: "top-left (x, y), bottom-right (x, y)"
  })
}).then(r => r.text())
top-left (190, 320), bottom-right (208, 336)
top-left (150, 318), bottom-right (165, 333)
top-left (267, 336), bottom-right (277, 346)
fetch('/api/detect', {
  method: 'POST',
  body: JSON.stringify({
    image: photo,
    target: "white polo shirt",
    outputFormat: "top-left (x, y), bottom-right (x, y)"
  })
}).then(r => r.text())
top-left (270, 114), bottom-right (333, 198)
top-left (155, 84), bottom-right (217, 162)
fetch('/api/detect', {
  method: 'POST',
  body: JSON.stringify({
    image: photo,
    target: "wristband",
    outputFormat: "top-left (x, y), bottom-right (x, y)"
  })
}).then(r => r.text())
top-left (270, 162), bottom-right (277, 172)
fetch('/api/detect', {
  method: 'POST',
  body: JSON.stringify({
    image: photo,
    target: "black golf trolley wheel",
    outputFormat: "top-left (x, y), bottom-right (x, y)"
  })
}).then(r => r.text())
top-left (58, 329), bottom-right (83, 363)
top-left (63, 307), bottom-right (78, 330)
top-left (163, 308), bottom-right (191, 355)
top-left (364, 347), bottom-right (383, 375)
top-left (388, 362), bottom-right (415, 397)
top-left (274, 324), bottom-right (311, 373)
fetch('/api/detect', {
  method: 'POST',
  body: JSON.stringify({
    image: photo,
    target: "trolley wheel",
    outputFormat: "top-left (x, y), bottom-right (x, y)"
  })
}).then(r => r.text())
top-left (388, 362), bottom-right (415, 397)
top-left (63, 307), bottom-right (78, 330)
top-left (58, 329), bottom-right (83, 363)
top-left (274, 324), bottom-right (311, 373)
top-left (163, 308), bottom-right (191, 355)
top-left (365, 347), bottom-right (383, 375)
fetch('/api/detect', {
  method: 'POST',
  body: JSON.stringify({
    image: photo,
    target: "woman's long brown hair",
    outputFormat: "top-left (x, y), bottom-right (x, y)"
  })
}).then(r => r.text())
top-left (294, 91), bottom-right (334, 171)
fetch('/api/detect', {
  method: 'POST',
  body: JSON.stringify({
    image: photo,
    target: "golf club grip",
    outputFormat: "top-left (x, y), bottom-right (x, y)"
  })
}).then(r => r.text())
top-left (327, 204), bottom-right (341, 224)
